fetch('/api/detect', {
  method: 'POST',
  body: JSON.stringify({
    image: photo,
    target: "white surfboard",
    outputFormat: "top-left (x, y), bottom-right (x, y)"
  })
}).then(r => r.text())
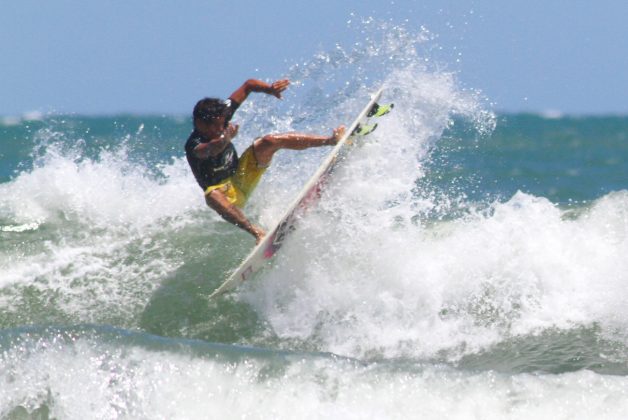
top-left (208, 87), bottom-right (386, 299)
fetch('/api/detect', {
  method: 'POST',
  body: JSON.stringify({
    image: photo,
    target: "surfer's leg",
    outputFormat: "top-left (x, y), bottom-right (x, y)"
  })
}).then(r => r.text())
top-left (231, 147), bottom-right (267, 201)
top-left (253, 125), bottom-right (345, 167)
top-left (205, 188), bottom-right (265, 243)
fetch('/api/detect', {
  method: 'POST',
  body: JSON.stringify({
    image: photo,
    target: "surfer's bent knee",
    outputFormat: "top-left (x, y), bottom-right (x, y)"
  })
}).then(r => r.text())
top-left (252, 135), bottom-right (277, 165)
top-left (254, 134), bottom-right (278, 152)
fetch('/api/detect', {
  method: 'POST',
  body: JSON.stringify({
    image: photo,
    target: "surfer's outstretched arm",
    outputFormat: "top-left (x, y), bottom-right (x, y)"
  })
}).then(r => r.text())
top-left (205, 189), bottom-right (265, 244)
top-left (229, 79), bottom-right (290, 104)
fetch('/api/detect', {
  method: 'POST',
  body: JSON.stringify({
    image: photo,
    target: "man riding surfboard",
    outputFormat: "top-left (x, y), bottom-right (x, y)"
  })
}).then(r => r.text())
top-left (185, 78), bottom-right (345, 244)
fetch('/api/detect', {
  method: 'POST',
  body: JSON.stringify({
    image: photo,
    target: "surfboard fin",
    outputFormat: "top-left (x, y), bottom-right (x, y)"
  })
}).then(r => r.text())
top-left (352, 123), bottom-right (378, 136)
top-left (367, 103), bottom-right (394, 118)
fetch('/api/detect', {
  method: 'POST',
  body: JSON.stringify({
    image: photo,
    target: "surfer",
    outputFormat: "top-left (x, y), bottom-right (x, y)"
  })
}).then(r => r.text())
top-left (185, 78), bottom-right (345, 244)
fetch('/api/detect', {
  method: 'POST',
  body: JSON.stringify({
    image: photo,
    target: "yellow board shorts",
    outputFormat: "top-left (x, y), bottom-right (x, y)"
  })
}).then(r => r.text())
top-left (204, 144), bottom-right (268, 208)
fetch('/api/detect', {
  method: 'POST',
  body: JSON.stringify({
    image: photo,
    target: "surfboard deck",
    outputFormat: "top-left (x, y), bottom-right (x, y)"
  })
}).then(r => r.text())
top-left (208, 87), bottom-right (386, 299)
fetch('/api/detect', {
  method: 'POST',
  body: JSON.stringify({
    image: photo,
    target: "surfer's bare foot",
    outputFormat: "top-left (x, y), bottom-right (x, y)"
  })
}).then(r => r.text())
top-left (327, 125), bottom-right (345, 145)
top-left (251, 225), bottom-right (265, 245)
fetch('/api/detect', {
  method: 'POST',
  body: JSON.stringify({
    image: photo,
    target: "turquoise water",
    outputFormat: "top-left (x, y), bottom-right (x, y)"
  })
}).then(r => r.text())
top-left (2, 24), bottom-right (628, 420)
top-left (428, 114), bottom-right (628, 204)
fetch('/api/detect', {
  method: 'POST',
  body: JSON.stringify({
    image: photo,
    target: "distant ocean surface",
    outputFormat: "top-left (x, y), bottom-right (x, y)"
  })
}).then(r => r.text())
top-left (2, 24), bottom-right (628, 420)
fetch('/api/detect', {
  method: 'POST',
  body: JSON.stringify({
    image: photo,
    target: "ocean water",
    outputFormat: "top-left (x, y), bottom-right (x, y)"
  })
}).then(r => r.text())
top-left (2, 24), bottom-right (628, 419)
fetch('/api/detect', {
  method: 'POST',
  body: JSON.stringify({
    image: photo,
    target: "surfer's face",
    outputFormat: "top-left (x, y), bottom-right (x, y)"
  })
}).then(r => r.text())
top-left (195, 116), bottom-right (227, 140)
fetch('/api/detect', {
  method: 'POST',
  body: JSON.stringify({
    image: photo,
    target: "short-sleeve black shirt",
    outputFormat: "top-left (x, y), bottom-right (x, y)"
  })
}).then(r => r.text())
top-left (185, 99), bottom-right (241, 190)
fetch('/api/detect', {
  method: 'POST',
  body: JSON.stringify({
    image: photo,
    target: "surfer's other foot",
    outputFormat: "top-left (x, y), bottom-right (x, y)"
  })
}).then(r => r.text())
top-left (328, 125), bottom-right (345, 145)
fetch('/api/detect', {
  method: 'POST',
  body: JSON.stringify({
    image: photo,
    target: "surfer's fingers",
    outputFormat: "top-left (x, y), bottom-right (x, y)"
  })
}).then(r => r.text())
top-left (273, 79), bottom-right (290, 90)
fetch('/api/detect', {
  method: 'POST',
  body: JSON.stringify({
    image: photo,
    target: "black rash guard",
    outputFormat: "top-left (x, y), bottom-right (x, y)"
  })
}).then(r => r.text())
top-left (185, 99), bottom-right (241, 190)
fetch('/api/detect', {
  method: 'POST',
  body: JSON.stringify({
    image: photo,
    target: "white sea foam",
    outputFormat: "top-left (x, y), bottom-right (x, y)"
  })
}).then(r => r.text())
top-left (0, 143), bottom-right (200, 228)
top-left (0, 136), bottom-right (212, 320)
top-left (240, 56), bottom-right (628, 361)
top-left (248, 187), bottom-right (628, 360)
top-left (1, 336), bottom-right (627, 419)
top-left (0, 222), bottom-right (41, 232)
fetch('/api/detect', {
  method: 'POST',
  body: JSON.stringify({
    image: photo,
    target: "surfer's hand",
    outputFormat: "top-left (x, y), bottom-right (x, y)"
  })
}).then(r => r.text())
top-left (207, 124), bottom-right (238, 155)
top-left (268, 79), bottom-right (290, 99)
top-left (224, 123), bottom-right (239, 140)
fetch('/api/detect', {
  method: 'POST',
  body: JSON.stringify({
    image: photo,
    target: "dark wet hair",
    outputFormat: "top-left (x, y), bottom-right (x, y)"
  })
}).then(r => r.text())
top-left (193, 97), bottom-right (228, 123)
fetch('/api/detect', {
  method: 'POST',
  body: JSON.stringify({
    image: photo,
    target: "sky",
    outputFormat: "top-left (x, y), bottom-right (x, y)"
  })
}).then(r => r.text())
top-left (2, 0), bottom-right (627, 116)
